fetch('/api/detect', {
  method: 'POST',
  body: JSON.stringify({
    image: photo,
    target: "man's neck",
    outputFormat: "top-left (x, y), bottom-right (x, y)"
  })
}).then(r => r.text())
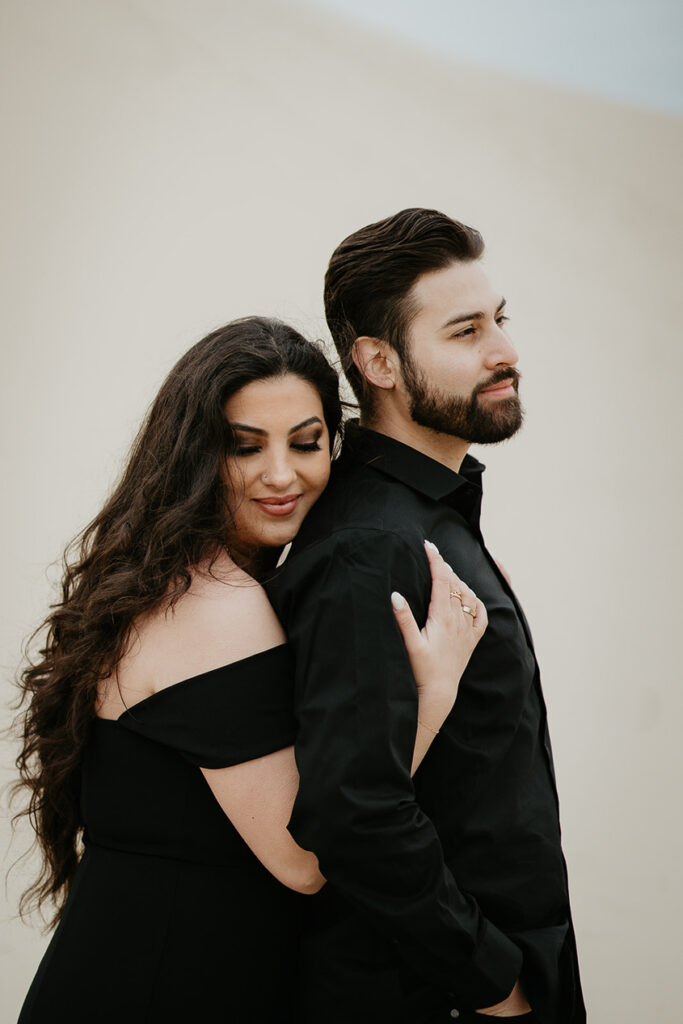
top-left (359, 408), bottom-right (471, 474)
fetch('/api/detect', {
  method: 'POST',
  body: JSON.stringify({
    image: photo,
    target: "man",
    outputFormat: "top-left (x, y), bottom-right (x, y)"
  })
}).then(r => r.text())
top-left (267, 209), bottom-right (585, 1023)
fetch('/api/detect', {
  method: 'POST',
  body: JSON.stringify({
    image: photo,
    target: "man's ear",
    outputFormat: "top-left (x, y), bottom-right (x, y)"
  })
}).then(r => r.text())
top-left (351, 337), bottom-right (397, 391)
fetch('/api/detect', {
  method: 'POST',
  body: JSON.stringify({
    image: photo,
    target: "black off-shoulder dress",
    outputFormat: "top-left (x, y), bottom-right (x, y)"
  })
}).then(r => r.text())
top-left (19, 645), bottom-right (301, 1024)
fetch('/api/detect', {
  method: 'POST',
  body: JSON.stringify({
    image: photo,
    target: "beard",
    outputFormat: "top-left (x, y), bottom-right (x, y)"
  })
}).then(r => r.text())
top-left (401, 356), bottom-right (524, 444)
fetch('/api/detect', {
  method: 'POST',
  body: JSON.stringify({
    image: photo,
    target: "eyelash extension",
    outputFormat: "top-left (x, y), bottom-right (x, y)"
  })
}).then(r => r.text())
top-left (292, 441), bottom-right (322, 452)
top-left (233, 440), bottom-right (322, 456)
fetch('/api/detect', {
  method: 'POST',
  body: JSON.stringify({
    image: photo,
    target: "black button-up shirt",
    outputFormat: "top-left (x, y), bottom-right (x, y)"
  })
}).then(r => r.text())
top-left (267, 423), bottom-right (585, 1024)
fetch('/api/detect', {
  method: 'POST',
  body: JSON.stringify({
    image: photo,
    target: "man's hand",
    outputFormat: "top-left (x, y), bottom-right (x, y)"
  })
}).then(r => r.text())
top-left (477, 979), bottom-right (531, 1016)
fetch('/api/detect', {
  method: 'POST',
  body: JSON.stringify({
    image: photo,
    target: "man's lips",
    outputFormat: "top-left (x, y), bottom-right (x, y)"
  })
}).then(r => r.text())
top-left (479, 378), bottom-right (517, 397)
top-left (254, 494), bottom-right (302, 517)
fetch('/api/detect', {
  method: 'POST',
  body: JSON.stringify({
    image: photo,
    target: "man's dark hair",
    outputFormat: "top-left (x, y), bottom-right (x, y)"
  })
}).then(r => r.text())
top-left (324, 208), bottom-right (484, 408)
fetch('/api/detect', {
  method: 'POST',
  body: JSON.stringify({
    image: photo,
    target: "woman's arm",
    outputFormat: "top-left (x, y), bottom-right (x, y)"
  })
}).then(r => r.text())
top-left (201, 748), bottom-right (323, 894)
top-left (201, 543), bottom-right (487, 894)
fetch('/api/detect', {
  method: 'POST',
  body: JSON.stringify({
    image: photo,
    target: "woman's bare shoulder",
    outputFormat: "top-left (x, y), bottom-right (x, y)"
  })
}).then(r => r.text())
top-left (97, 556), bottom-right (285, 715)
top-left (150, 559), bottom-right (285, 685)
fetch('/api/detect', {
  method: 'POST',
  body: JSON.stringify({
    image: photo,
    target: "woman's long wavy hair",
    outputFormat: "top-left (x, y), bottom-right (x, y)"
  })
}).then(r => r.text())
top-left (12, 316), bottom-right (342, 927)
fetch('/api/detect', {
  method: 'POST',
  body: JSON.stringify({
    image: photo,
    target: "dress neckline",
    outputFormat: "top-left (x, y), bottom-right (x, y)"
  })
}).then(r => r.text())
top-left (92, 644), bottom-right (289, 724)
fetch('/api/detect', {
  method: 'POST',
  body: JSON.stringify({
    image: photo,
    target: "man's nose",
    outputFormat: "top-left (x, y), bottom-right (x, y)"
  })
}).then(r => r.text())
top-left (484, 322), bottom-right (519, 368)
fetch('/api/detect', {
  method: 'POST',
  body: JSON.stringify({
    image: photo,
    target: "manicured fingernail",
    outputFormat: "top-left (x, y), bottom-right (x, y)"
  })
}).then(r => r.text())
top-left (424, 540), bottom-right (439, 553)
top-left (391, 592), bottom-right (406, 610)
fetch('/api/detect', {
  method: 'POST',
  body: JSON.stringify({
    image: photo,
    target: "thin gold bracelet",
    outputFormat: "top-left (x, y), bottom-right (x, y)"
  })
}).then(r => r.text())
top-left (418, 719), bottom-right (440, 736)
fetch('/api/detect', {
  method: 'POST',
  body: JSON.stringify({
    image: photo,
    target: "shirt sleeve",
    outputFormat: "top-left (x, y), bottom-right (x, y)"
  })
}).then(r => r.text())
top-left (269, 527), bottom-right (523, 1010)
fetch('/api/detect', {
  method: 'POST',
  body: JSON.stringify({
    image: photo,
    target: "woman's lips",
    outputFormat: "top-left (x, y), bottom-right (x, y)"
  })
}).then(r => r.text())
top-left (254, 495), bottom-right (301, 517)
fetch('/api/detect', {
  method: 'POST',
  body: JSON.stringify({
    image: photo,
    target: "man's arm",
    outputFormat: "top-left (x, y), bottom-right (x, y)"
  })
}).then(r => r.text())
top-left (269, 527), bottom-right (522, 1010)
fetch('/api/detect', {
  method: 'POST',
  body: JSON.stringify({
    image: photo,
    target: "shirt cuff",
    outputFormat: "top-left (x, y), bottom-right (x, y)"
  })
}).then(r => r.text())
top-left (456, 920), bottom-right (524, 1009)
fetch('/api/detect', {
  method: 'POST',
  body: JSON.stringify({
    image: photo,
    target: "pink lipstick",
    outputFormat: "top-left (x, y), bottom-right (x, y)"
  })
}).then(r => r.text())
top-left (254, 495), bottom-right (301, 517)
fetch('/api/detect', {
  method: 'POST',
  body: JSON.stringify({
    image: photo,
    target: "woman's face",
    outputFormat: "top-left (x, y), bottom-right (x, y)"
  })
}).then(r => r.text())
top-left (223, 374), bottom-right (331, 560)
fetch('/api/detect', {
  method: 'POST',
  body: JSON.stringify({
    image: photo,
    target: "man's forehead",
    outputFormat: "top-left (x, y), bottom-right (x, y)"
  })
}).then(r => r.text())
top-left (410, 260), bottom-right (502, 321)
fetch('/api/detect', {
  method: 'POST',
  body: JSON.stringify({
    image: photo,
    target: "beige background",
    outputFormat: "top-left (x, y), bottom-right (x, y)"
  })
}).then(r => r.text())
top-left (2, 1), bottom-right (682, 1020)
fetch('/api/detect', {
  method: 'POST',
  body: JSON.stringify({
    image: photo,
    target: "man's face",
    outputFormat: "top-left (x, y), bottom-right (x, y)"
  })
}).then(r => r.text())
top-left (398, 260), bottom-right (523, 444)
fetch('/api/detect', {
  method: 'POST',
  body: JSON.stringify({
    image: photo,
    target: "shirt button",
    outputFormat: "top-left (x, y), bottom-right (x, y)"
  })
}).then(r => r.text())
top-left (449, 1011), bottom-right (460, 1019)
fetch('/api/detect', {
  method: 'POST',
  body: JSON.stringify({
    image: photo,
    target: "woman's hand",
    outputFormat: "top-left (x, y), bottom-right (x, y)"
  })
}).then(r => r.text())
top-left (391, 541), bottom-right (487, 773)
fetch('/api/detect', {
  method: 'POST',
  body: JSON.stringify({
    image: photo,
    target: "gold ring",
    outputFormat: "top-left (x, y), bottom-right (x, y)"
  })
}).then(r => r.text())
top-left (461, 604), bottom-right (477, 619)
top-left (449, 590), bottom-right (462, 601)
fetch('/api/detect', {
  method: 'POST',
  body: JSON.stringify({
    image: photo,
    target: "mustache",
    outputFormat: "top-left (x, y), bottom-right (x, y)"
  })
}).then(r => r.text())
top-left (474, 367), bottom-right (521, 396)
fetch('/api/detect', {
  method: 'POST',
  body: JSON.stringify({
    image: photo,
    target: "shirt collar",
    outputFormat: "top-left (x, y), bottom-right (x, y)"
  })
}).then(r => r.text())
top-left (340, 421), bottom-right (485, 526)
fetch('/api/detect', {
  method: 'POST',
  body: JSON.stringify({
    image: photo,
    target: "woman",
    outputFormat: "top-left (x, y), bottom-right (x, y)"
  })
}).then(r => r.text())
top-left (15, 317), bottom-right (485, 1023)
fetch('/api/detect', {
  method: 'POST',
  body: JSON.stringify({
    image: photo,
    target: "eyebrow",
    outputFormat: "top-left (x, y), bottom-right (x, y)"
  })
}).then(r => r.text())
top-left (440, 297), bottom-right (506, 331)
top-left (229, 416), bottom-right (323, 437)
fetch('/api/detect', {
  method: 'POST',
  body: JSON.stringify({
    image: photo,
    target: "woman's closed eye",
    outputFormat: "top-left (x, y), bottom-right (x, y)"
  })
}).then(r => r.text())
top-left (291, 439), bottom-right (322, 452)
top-left (289, 428), bottom-right (323, 453)
top-left (232, 434), bottom-right (323, 456)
